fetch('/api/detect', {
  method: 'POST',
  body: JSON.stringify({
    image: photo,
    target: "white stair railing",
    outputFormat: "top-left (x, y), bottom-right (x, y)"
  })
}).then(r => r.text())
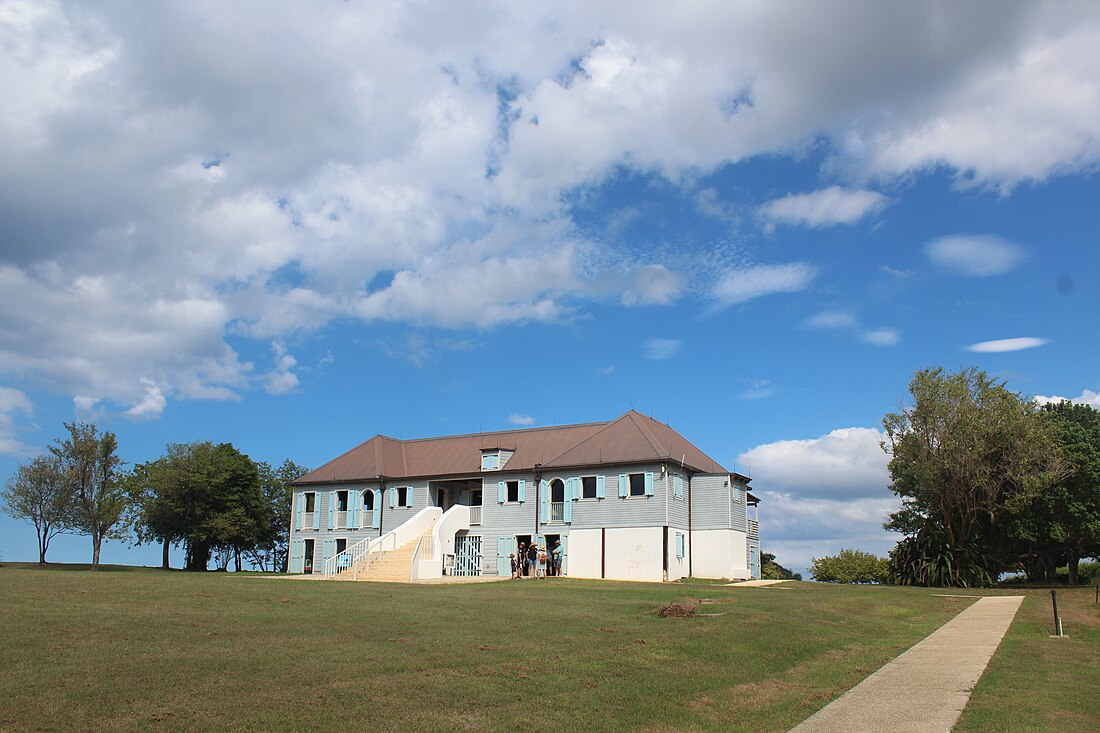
top-left (324, 506), bottom-right (442, 579)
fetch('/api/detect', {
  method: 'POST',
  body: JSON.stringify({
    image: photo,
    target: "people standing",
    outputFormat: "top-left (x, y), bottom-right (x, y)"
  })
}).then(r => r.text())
top-left (552, 540), bottom-right (563, 577)
top-left (509, 553), bottom-right (519, 580)
top-left (517, 542), bottom-right (527, 577)
top-left (526, 542), bottom-right (539, 578)
top-left (536, 545), bottom-right (547, 579)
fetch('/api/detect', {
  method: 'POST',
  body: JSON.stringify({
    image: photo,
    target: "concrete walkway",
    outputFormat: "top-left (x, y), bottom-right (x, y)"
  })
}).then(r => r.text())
top-left (789, 595), bottom-right (1024, 733)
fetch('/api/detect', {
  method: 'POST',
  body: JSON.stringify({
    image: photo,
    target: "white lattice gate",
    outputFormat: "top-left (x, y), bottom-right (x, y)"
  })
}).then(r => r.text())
top-left (454, 535), bottom-right (482, 576)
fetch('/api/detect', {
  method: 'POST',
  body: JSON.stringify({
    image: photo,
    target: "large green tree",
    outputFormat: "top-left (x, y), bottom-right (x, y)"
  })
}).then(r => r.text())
top-left (131, 442), bottom-right (266, 571)
top-left (51, 422), bottom-right (127, 570)
top-left (1, 455), bottom-right (72, 565)
top-left (1012, 402), bottom-right (1100, 584)
top-left (883, 367), bottom-right (1069, 586)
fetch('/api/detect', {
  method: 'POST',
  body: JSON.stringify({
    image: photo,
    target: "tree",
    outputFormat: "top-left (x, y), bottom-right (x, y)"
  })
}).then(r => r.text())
top-left (882, 367), bottom-right (1069, 586)
top-left (130, 442), bottom-right (267, 571)
top-left (251, 459), bottom-right (309, 572)
top-left (51, 422), bottom-right (127, 570)
top-left (1, 455), bottom-right (72, 565)
top-left (761, 552), bottom-right (802, 581)
top-left (810, 549), bottom-right (888, 584)
top-left (1015, 402), bottom-right (1100, 584)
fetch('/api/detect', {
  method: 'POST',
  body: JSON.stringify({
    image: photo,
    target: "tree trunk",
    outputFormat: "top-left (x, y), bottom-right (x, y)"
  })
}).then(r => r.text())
top-left (38, 530), bottom-right (47, 566)
top-left (186, 541), bottom-right (210, 571)
top-left (1067, 552), bottom-right (1080, 585)
top-left (162, 541), bottom-right (171, 570)
top-left (90, 531), bottom-right (102, 570)
top-left (234, 547), bottom-right (242, 573)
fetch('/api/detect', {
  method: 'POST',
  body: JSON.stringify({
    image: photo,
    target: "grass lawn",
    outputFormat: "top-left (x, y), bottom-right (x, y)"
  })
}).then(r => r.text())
top-left (0, 564), bottom-right (1091, 732)
top-left (955, 585), bottom-right (1100, 733)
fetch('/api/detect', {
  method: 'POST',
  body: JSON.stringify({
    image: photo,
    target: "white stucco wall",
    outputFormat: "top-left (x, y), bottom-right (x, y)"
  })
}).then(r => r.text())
top-left (690, 529), bottom-right (752, 580)
top-left (567, 527), bottom-right (666, 581)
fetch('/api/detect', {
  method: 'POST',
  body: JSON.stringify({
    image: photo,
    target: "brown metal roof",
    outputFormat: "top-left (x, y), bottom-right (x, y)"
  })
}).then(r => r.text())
top-left (295, 410), bottom-right (733, 484)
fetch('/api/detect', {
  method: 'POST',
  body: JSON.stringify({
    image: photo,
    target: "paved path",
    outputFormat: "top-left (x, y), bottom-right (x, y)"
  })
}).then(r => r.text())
top-left (725, 579), bottom-right (794, 587)
top-left (789, 595), bottom-right (1024, 733)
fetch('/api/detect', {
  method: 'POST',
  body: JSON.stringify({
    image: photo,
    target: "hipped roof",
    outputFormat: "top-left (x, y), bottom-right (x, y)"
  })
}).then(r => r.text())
top-left (296, 411), bottom-right (738, 485)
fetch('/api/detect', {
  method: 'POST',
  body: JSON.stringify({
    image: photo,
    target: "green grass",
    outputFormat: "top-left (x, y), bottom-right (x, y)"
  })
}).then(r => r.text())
top-left (0, 566), bottom-right (1082, 733)
top-left (955, 585), bottom-right (1100, 732)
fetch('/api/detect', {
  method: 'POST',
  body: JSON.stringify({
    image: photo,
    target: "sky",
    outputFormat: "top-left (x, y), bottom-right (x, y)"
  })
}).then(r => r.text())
top-left (1, 0), bottom-right (1099, 576)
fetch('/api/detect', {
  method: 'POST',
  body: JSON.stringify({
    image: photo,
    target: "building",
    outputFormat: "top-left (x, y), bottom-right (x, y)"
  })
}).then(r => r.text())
top-left (288, 410), bottom-right (761, 582)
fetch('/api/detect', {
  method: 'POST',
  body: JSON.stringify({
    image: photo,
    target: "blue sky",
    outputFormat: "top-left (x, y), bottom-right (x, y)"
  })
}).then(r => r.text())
top-left (2, 1), bottom-right (1099, 575)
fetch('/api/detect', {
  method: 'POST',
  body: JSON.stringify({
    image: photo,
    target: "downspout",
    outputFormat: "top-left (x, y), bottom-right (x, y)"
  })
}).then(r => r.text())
top-left (686, 470), bottom-right (693, 578)
top-left (533, 464), bottom-right (542, 536)
top-left (378, 475), bottom-right (387, 538)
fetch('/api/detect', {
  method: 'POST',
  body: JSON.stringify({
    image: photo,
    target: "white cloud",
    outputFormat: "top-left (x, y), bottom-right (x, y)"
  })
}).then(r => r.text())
top-left (862, 328), bottom-right (900, 346)
top-left (925, 234), bottom-right (1026, 276)
top-left (643, 338), bottom-right (681, 360)
top-left (1034, 389), bottom-right (1100, 408)
top-left (596, 365), bottom-right (615, 375)
top-left (0, 386), bottom-right (34, 456)
top-left (759, 186), bottom-right (887, 229)
top-left (507, 413), bottom-right (535, 426)
top-left (124, 379), bottom-right (166, 419)
top-left (1, 1), bottom-right (1099, 409)
top-left (738, 427), bottom-right (891, 499)
top-left (263, 341), bottom-right (299, 395)
top-left (803, 311), bottom-right (858, 329)
top-left (713, 263), bottom-right (816, 307)
top-left (879, 265), bottom-right (912, 278)
top-left (621, 264), bottom-right (681, 306)
top-left (967, 337), bottom-right (1048, 353)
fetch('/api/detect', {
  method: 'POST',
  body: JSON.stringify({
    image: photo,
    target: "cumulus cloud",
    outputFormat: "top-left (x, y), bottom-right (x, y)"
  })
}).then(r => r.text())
top-left (643, 338), bottom-right (681, 360)
top-left (2, 1), bottom-right (1098, 412)
top-left (713, 263), bottom-right (816, 307)
top-left (263, 341), bottom-right (300, 395)
top-left (0, 386), bottom-right (34, 455)
top-left (507, 413), bottom-right (535, 426)
top-left (759, 186), bottom-right (887, 229)
top-left (925, 234), bottom-right (1026, 276)
top-left (967, 337), bottom-right (1048, 353)
top-left (124, 380), bottom-right (167, 419)
top-left (1034, 389), bottom-right (1100, 408)
top-left (738, 427), bottom-right (891, 499)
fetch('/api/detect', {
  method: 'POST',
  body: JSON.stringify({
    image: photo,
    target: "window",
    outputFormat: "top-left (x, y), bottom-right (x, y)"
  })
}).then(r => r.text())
top-left (363, 490), bottom-right (374, 511)
top-left (629, 473), bottom-right (646, 497)
top-left (304, 492), bottom-right (316, 512)
top-left (550, 480), bottom-right (565, 502)
top-left (337, 490), bottom-right (349, 512)
top-left (335, 538), bottom-right (347, 554)
top-left (507, 481), bottom-right (519, 503)
top-left (581, 476), bottom-right (597, 499)
top-left (675, 533), bottom-right (685, 559)
top-left (397, 486), bottom-right (412, 507)
top-left (481, 452), bottom-right (500, 471)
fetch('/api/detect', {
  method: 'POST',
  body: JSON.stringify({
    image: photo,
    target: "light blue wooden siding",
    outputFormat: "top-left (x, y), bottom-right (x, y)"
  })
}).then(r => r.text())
top-left (540, 464), bottom-right (668, 530)
top-left (730, 480), bottom-right (748, 531)
top-left (689, 474), bottom-right (735, 531)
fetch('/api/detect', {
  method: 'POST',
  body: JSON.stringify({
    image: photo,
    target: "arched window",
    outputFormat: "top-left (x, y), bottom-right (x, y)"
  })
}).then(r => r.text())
top-left (363, 490), bottom-right (374, 511)
top-left (550, 479), bottom-right (565, 503)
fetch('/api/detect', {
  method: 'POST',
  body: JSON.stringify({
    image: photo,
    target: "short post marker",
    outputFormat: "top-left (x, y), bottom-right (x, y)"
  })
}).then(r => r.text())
top-left (1050, 589), bottom-right (1065, 638)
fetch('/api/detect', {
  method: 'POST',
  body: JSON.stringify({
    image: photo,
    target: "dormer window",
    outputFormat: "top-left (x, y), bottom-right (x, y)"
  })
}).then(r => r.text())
top-left (481, 451), bottom-right (500, 471)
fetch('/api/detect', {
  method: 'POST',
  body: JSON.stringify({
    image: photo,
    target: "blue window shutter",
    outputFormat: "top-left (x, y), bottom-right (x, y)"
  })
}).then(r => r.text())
top-left (676, 533), bottom-right (685, 559)
top-left (498, 480), bottom-right (505, 504)
top-left (405, 486), bottom-right (414, 508)
top-left (288, 539), bottom-right (304, 573)
top-left (674, 475), bottom-right (683, 498)
top-left (562, 535), bottom-right (568, 575)
top-left (518, 479), bottom-right (526, 503)
top-left (497, 536), bottom-right (512, 576)
top-left (563, 487), bottom-right (573, 523)
top-left (347, 493), bottom-right (359, 528)
top-left (571, 477), bottom-right (580, 500)
top-left (389, 488), bottom-right (396, 509)
top-left (371, 490), bottom-right (381, 529)
top-left (322, 539), bottom-right (335, 567)
top-left (619, 473), bottom-right (628, 498)
top-left (540, 480), bottom-right (549, 523)
top-left (327, 491), bottom-right (336, 529)
top-left (294, 493), bottom-right (304, 530)
top-left (645, 472), bottom-right (655, 496)
top-left (312, 496), bottom-right (320, 529)
top-left (596, 475), bottom-right (606, 499)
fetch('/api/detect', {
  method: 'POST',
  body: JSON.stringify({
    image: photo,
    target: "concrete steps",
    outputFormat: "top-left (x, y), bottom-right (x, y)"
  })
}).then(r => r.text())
top-left (344, 524), bottom-right (434, 582)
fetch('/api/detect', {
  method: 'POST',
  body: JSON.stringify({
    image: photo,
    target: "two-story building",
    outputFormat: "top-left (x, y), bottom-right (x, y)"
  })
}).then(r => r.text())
top-left (288, 411), bottom-right (761, 582)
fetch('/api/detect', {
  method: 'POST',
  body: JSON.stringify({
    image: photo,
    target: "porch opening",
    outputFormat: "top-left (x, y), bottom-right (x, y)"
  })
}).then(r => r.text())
top-left (431, 478), bottom-right (484, 524)
top-left (303, 538), bottom-right (315, 574)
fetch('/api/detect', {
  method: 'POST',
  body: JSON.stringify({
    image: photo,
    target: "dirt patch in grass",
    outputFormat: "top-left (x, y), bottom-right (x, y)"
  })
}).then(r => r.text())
top-left (658, 602), bottom-right (697, 618)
